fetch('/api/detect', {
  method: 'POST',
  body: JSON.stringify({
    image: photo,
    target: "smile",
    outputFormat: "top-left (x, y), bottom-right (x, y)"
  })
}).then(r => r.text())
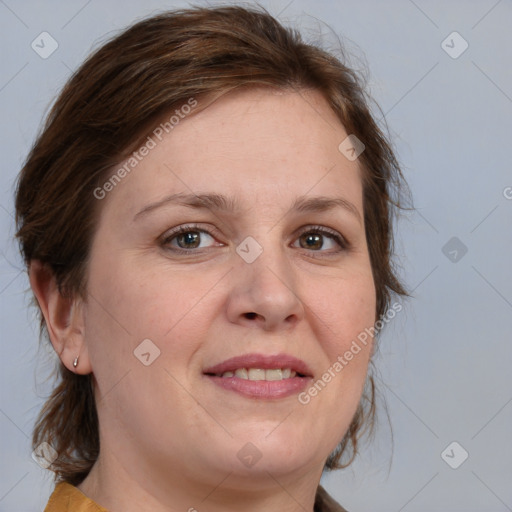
top-left (203, 353), bottom-right (313, 399)
top-left (215, 368), bottom-right (298, 380)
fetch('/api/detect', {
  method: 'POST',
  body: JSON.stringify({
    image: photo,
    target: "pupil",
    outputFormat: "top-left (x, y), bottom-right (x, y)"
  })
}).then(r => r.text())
top-left (304, 233), bottom-right (321, 250)
top-left (179, 232), bottom-right (199, 248)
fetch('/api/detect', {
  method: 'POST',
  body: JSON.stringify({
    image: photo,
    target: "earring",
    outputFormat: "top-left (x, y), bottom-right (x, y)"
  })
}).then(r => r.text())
top-left (73, 356), bottom-right (79, 369)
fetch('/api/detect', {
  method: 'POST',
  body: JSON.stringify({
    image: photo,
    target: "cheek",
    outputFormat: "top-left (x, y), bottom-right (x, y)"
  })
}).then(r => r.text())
top-left (317, 267), bottom-right (376, 356)
top-left (300, 267), bottom-right (376, 423)
top-left (83, 252), bottom-right (220, 377)
top-left (299, 297), bottom-right (375, 458)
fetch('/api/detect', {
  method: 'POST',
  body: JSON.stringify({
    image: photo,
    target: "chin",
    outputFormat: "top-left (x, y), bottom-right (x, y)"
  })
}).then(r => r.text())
top-left (218, 430), bottom-right (326, 479)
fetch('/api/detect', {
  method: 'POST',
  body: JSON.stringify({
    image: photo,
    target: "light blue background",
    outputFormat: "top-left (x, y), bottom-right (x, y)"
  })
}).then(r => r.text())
top-left (1, 0), bottom-right (511, 510)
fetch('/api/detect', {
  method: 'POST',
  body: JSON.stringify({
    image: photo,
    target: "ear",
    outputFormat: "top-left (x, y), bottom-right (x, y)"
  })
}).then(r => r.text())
top-left (29, 260), bottom-right (92, 374)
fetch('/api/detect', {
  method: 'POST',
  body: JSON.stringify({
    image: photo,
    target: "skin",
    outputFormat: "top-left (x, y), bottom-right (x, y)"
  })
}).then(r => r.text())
top-left (30, 87), bottom-right (376, 512)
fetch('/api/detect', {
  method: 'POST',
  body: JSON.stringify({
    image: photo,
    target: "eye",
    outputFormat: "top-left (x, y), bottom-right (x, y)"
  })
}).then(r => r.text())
top-left (161, 223), bottom-right (348, 256)
top-left (292, 225), bottom-right (347, 254)
top-left (161, 224), bottom-right (222, 253)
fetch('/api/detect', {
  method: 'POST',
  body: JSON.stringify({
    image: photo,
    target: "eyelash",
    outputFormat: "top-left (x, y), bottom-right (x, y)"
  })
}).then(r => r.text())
top-left (160, 223), bottom-right (349, 257)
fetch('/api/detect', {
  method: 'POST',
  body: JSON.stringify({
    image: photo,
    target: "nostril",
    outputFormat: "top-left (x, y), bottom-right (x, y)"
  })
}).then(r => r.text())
top-left (245, 312), bottom-right (257, 319)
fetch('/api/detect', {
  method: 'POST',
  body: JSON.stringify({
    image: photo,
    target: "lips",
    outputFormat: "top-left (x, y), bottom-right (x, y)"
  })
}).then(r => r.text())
top-left (203, 353), bottom-right (313, 399)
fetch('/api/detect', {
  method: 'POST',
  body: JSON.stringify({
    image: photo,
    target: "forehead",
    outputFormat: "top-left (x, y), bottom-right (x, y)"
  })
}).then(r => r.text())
top-left (99, 87), bottom-right (364, 221)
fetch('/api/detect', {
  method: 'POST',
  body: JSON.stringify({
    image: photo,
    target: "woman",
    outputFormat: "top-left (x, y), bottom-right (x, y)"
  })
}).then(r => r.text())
top-left (15, 5), bottom-right (409, 511)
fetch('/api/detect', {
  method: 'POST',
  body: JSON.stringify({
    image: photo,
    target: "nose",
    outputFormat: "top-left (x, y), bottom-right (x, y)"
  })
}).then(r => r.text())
top-left (225, 240), bottom-right (305, 331)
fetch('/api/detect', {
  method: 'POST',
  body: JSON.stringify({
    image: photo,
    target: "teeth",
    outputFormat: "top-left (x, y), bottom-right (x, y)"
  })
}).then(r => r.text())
top-left (220, 368), bottom-right (297, 380)
top-left (234, 368), bottom-right (248, 379)
top-left (265, 369), bottom-right (283, 381)
top-left (248, 368), bottom-right (266, 380)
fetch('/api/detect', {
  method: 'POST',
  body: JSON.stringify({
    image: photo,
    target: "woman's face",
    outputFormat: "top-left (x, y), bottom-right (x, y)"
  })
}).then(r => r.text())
top-left (82, 88), bottom-right (376, 491)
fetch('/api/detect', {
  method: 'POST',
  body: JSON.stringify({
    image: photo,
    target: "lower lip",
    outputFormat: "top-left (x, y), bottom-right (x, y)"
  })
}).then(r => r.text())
top-left (205, 375), bottom-right (311, 399)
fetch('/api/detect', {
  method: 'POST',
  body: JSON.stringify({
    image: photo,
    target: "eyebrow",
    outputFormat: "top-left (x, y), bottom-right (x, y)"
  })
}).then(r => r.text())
top-left (133, 192), bottom-right (362, 225)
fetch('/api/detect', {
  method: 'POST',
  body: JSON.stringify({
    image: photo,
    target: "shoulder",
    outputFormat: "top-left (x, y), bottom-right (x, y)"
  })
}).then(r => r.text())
top-left (44, 482), bottom-right (108, 512)
top-left (315, 484), bottom-right (349, 512)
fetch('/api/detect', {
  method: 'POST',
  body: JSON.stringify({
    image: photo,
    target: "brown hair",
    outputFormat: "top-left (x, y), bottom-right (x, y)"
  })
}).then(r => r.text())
top-left (15, 4), bottom-right (410, 485)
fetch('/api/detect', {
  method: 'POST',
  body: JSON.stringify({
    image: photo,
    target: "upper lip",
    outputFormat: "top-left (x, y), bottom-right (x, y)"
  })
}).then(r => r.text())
top-left (203, 353), bottom-right (313, 377)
